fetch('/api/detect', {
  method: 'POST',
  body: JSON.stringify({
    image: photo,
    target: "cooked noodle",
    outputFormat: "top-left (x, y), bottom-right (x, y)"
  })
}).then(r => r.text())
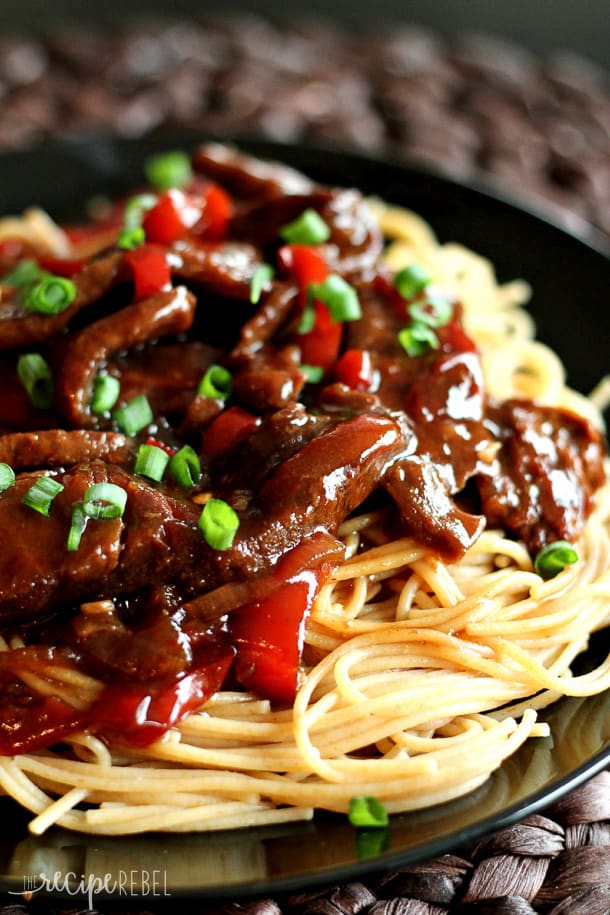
top-left (0, 197), bottom-right (608, 836)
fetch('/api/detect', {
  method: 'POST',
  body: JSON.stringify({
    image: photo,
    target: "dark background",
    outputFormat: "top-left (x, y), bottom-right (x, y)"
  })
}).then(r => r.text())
top-left (2, 0), bottom-right (610, 66)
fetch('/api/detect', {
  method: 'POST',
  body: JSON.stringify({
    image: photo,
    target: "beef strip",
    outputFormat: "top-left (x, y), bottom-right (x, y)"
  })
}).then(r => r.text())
top-left (55, 286), bottom-right (196, 427)
top-left (0, 429), bottom-right (134, 469)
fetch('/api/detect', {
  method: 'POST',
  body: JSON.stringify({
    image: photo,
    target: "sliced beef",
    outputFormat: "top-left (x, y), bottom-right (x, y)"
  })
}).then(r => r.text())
top-left (0, 429), bottom-right (134, 469)
top-left (478, 399), bottom-right (606, 554)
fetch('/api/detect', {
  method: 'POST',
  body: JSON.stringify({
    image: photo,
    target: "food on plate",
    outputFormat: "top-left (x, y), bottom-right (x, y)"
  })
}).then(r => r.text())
top-left (0, 144), bottom-right (608, 835)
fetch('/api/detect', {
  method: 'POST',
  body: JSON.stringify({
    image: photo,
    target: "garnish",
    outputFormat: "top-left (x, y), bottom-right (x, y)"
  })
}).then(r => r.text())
top-left (145, 150), bottom-right (193, 192)
top-left (0, 464), bottom-right (16, 493)
top-left (300, 364), bottom-right (325, 383)
top-left (307, 275), bottom-right (361, 323)
top-left (397, 323), bottom-right (439, 357)
top-left (249, 263), bottom-right (274, 304)
top-left (198, 365), bottom-right (233, 401)
top-left (83, 482), bottom-right (128, 520)
top-left (113, 394), bottom-right (153, 436)
top-left (90, 374), bottom-right (120, 415)
top-left (23, 276), bottom-right (76, 315)
top-left (198, 498), bottom-right (240, 551)
top-left (169, 445), bottom-right (202, 488)
top-left (66, 503), bottom-right (87, 552)
top-left (394, 263), bottom-right (431, 298)
top-left (408, 294), bottom-right (452, 328)
top-left (134, 443), bottom-right (170, 482)
top-left (17, 353), bottom-right (54, 410)
top-left (534, 541), bottom-right (579, 579)
top-left (280, 209), bottom-right (330, 245)
top-left (348, 795), bottom-right (389, 828)
top-left (21, 476), bottom-right (64, 516)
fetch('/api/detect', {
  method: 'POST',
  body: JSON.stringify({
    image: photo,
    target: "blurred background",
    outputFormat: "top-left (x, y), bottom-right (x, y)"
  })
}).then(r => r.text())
top-left (1, 0), bottom-right (608, 238)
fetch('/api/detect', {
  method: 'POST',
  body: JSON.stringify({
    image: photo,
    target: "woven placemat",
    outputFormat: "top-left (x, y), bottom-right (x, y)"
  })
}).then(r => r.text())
top-left (0, 13), bottom-right (608, 239)
top-left (0, 770), bottom-right (608, 915)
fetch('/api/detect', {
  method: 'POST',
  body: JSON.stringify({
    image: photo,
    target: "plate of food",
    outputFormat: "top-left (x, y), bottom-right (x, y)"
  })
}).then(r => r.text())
top-left (0, 135), bottom-right (608, 902)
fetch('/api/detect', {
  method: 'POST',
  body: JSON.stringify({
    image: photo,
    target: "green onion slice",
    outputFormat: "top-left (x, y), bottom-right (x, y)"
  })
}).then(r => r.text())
top-left (113, 394), bottom-right (153, 436)
top-left (534, 541), bottom-right (579, 579)
top-left (21, 476), bottom-right (64, 516)
top-left (408, 294), bottom-right (452, 328)
top-left (397, 323), bottom-right (439, 357)
top-left (134, 443), bottom-right (170, 482)
top-left (24, 276), bottom-right (76, 315)
top-left (1, 259), bottom-right (44, 288)
top-left (198, 364), bottom-right (233, 401)
top-left (279, 208), bottom-right (331, 245)
top-left (394, 264), bottom-right (432, 299)
top-left (300, 364), bottom-right (325, 383)
top-left (198, 498), bottom-right (240, 551)
top-left (83, 482), bottom-right (128, 520)
top-left (67, 502), bottom-right (87, 552)
top-left (118, 226), bottom-right (146, 250)
top-left (297, 303), bottom-right (316, 334)
top-left (123, 193), bottom-right (157, 230)
top-left (0, 463), bottom-right (16, 493)
top-left (145, 150), bottom-right (193, 191)
top-left (308, 275), bottom-right (361, 322)
top-left (17, 353), bottom-right (54, 410)
top-left (348, 796), bottom-right (389, 828)
top-left (169, 445), bottom-right (201, 488)
top-left (249, 263), bottom-right (274, 304)
top-left (91, 374), bottom-right (120, 415)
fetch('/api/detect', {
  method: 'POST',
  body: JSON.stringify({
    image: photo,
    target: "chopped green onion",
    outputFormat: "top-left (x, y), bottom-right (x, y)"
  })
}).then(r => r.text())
top-left (297, 303), bottom-right (316, 334)
top-left (279, 208), bottom-right (331, 245)
top-left (67, 502), bottom-right (87, 552)
top-left (118, 226), bottom-right (146, 250)
top-left (534, 541), bottom-right (579, 579)
top-left (0, 463), bottom-right (15, 493)
top-left (169, 445), bottom-right (201, 488)
top-left (83, 482), bottom-right (128, 520)
top-left (123, 193), bottom-right (157, 230)
top-left (17, 353), bottom-right (54, 410)
top-left (198, 497), bottom-right (240, 551)
top-left (113, 394), bottom-right (153, 436)
top-left (24, 276), bottom-right (76, 315)
top-left (308, 275), bottom-right (361, 322)
top-left (408, 294), bottom-right (452, 328)
top-left (394, 264), bottom-right (432, 299)
top-left (91, 374), bottom-right (120, 415)
top-left (249, 263), bottom-right (274, 304)
top-left (21, 476), bottom-right (64, 516)
top-left (145, 150), bottom-right (193, 192)
top-left (134, 443), bottom-right (170, 482)
top-left (198, 364), bottom-right (233, 401)
top-left (301, 364), bottom-right (325, 383)
top-left (397, 323), bottom-right (439, 357)
top-left (1, 259), bottom-right (44, 288)
top-left (348, 796), bottom-right (389, 828)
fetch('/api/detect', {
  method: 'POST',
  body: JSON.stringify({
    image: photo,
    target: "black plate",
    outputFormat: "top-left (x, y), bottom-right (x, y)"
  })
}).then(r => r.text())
top-left (0, 134), bottom-right (609, 903)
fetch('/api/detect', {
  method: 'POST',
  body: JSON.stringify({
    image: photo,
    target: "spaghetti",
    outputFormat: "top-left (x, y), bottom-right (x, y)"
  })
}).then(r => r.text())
top-left (0, 146), bottom-right (608, 836)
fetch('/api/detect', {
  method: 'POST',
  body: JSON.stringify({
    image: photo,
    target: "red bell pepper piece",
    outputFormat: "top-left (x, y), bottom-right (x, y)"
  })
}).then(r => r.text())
top-left (278, 244), bottom-right (343, 374)
top-left (195, 184), bottom-right (233, 241)
top-left (92, 643), bottom-right (234, 747)
top-left (335, 349), bottom-right (375, 391)
top-left (229, 572), bottom-right (319, 705)
top-left (142, 189), bottom-right (202, 245)
top-left (124, 244), bottom-right (172, 301)
top-left (37, 252), bottom-right (87, 278)
top-left (203, 405), bottom-right (260, 458)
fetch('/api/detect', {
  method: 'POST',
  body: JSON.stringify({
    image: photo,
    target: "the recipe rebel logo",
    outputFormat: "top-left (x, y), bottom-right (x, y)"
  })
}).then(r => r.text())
top-left (10, 868), bottom-right (171, 908)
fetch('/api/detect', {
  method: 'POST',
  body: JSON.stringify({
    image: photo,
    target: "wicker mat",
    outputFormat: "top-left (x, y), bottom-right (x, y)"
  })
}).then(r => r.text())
top-left (0, 770), bottom-right (608, 915)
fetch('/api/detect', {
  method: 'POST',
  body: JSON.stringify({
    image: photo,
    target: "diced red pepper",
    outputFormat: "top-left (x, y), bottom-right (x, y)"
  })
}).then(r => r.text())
top-left (335, 348), bottom-right (376, 391)
top-left (145, 436), bottom-right (178, 457)
top-left (92, 643), bottom-right (234, 747)
top-left (278, 244), bottom-right (329, 296)
top-left (194, 184), bottom-right (233, 241)
top-left (278, 245), bottom-right (343, 373)
top-left (299, 301), bottom-right (343, 373)
top-left (37, 252), bottom-right (87, 278)
top-left (203, 406), bottom-right (260, 458)
top-left (142, 189), bottom-right (202, 245)
top-left (124, 244), bottom-right (172, 301)
top-left (229, 578), bottom-right (316, 705)
top-left (438, 318), bottom-right (477, 354)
